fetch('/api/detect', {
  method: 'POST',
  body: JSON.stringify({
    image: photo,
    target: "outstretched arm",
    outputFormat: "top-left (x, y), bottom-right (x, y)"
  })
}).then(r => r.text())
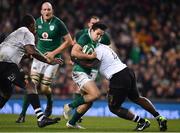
top-left (45, 34), bottom-right (73, 60)
top-left (24, 44), bottom-right (63, 65)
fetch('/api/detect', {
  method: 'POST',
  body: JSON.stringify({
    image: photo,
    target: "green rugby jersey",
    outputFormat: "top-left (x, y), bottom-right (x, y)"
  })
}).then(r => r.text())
top-left (73, 33), bottom-right (98, 74)
top-left (36, 16), bottom-right (68, 57)
top-left (75, 28), bottom-right (111, 45)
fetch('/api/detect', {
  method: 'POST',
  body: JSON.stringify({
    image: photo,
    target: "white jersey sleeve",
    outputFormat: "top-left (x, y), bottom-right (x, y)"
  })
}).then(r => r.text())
top-left (96, 46), bottom-right (103, 61)
top-left (23, 29), bottom-right (35, 46)
top-left (0, 27), bottom-right (35, 65)
top-left (95, 44), bottom-right (127, 79)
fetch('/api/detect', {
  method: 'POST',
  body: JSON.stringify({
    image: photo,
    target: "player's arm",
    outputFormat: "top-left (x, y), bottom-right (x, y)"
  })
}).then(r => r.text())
top-left (45, 20), bottom-right (73, 60)
top-left (71, 43), bottom-right (96, 60)
top-left (101, 33), bottom-right (111, 46)
top-left (24, 44), bottom-right (63, 65)
top-left (72, 56), bottom-right (100, 68)
top-left (46, 33), bottom-right (73, 60)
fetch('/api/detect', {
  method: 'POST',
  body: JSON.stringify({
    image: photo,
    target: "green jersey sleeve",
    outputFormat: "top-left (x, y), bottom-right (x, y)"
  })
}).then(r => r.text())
top-left (57, 19), bottom-right (69, 37)
top-left (77, 34), bottom-right (91, 48)
top-left (75, 30), bottom-right (84, 41)
top-left (75, 28), bottom-right (88, 41)
top-left (100, 32), bottom-right (111, 45)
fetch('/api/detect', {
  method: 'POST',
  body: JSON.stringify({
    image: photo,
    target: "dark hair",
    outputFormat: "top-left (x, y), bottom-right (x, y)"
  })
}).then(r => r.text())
top-left (92, 22), bottom-right (107, 31)
top-left (21, 14), bottom-right (35, 28)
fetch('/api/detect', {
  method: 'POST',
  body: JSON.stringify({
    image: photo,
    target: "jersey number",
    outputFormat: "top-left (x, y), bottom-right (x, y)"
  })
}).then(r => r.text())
top-left (111, 50), bottom-right (118, 59)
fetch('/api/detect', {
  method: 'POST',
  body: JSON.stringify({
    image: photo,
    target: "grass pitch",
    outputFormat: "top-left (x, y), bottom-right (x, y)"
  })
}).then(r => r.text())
top-left (0, 114), bottom-right (180, 132)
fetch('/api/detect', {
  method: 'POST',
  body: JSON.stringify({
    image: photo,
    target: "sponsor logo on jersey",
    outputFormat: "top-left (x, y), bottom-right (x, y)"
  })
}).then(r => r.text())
top-left (42, 32), bottom-right (49, 39)
top-left (50, 25), bottom-right (55, 31)
top-left (38, 25), bottom-right (42, 29)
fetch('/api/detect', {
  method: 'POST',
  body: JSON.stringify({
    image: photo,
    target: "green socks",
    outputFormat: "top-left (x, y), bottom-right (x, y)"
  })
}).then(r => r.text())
top-left (69, 96), bottom-right (85, 109)
top-left (20, 94), bottom-right (30, 116)
top-left (69, 110), bottom-right (85, 125)
top-left (73, 93), bottom-right (82, 100)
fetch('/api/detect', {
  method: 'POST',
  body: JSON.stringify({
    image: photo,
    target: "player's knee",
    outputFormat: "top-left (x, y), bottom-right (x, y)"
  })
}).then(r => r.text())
top-left (92, 91), bottom-right (101, 100)
top-left (108, 100), bottom-right (123, 115)
top-left (40, 78), bottom-right (52, 94)
top-left (41, 85), bottom-right (51, 94)
top-left (108, 104), bottom-right (126, 118)
top-left (108, 104), bottom-right (119, 114)
top-left (26, 81), bottom-right (38, 94)
top-left (41, 87), bottom-right (51, 94)
top-left (90, 94), bottom-right (99, 101)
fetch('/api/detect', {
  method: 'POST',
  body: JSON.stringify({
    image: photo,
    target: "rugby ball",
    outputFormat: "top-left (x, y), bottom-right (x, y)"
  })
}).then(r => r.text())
top-left (82, 44), bottom-right (95, 54)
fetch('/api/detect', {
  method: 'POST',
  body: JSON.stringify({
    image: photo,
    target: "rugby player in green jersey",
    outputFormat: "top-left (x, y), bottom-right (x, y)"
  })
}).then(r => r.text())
top-left (16, 2), bottom-right (73, 123)
top-left (63, 22), bottom-right (107, 129)
top-left (72, 16), bottom-right (111, 123)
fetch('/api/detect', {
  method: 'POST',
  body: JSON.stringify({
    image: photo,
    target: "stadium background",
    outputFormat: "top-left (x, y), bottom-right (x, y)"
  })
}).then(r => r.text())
top-left (0, 0), bottom-right (180, 120)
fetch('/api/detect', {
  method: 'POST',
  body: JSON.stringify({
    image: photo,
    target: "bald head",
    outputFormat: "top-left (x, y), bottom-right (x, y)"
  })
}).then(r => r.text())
top-left (41, 2), bottom-right (52, 9)
top-left (41, 2), bottom-right (53, 21)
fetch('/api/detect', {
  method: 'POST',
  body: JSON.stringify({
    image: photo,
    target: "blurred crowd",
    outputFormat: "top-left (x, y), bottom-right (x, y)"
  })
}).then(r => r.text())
top-left (0, 0), bottom-right (179, 100)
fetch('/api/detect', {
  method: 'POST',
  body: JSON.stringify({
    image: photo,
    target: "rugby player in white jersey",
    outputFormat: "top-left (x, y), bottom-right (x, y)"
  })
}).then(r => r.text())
top-left (74, 43), bottom-right (167, 131)
top-left (0, 14), bottom-right (61, 128)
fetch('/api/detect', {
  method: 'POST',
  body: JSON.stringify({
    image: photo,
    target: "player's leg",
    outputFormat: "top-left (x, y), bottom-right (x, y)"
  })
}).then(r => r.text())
top-left (108, 88), bottom-right (150, 131)
top-left (41, 64), bottom-right (59, 117)
top-left (40, 76), bottom-right (52, 117)
top-left (73, 91), bottom-right (82, 103)
top-left (132, 96), bottom-right (167, 131)
top-left (16, 72), bottom-right (42, 123)
top-left (70, 69), bottom-right (98, 123)
top-left (0, 79), bottom-right (14, 109)
top-left (69, 71), bottom-right (100, 107)
top-left (66, 102), bottom-right (92, 129)
top-left (64, 72), bottom-right (100, 119)
top-left (73, 91), bottom-right (83, 123)
top-left (5, 63), bottom-right (60, 127)
top-left (25, 78), bottom-right (60, 127)
top-left (0, 62), bottom-right (19, 108)
top-left (64, 81), bottom-right (99, 119)
top-left (127, 69), bottom-right (167, 131)
top-left (16, 93), bottom-right (29, 123)
top-left (68, 81), bottom-right (100, 108)
top-left (16, 59), bottom-right (42, 123)
top-left (108, 68), bottom-right (150, 131)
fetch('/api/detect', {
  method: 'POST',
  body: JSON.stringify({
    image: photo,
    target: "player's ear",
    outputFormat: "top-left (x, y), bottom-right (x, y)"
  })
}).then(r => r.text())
top-left (40, 9), bottom-right (43, 15)
top-left (90, 28), bottom-right (93, 32)
top-left (29, 23), bottom-right (35, 34)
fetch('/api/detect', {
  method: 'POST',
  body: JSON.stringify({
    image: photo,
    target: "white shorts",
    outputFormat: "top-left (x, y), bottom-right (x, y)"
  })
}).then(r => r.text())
top-left (72, 71), bottom-right (93, 89)
top-left (31, 58), bottom-right (59, 78)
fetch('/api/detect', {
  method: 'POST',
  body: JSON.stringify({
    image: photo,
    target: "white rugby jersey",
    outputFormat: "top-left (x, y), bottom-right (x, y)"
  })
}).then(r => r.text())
top-left (95, 44), bottom-right (127, 79)
top-left (0, 27), bottom-right (35, 65)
